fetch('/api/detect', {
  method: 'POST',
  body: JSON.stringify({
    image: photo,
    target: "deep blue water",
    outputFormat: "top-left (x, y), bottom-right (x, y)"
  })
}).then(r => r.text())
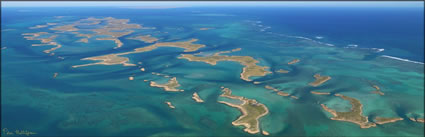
top-left (3, 7), bottom-right (422, 62)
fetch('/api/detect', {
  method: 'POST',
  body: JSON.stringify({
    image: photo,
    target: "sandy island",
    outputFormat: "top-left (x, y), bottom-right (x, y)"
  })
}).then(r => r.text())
top-left (288, 59), bottom-right (300, 65)
top-left (192, 92), bottom-right (204, 103)
top-left (374, 117), bottom-right (403, 124)
top-left (262, 130), bottom-right (269, 136)
top-left (309, 74), bottom-right (331, 87)
top-left (150, 77), bottom-right (184, 92)
top-left (218, 87), bottom-right (269, 134)
top-left (178, 48), bottom-right (271, 81)
top-left (409, 117), bottom-right (425, 123)
top-left (321, 94), bottom-right (376, 128)
top-left (265, 85), bottom-right (290, 96)
top-left (311, 91), bottom-right (331, 95)
top-left (53, 73), bottom-right (58, 78)
top-left (165, 101), bottom-right (175, 109)
top-left (371, 85), bottom-right (384, 95)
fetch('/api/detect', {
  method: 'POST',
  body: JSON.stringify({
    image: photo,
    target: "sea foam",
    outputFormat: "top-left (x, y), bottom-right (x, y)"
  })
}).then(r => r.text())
top-left (381, 55), bottom-right (424, 65)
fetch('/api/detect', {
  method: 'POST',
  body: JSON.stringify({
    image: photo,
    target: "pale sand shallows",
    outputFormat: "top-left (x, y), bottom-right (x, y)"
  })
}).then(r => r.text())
top-left (321, 94), bottom-right (376, 128)
top-left (199, 27), bottom-right (214, 30)
top-left (178, 49), bottom-right (271, 81)
top-left (218, 87), bottom-right (269, 134)
top-left (72, 39), bottom-right (205, 68)
top-left (149, 77), bottom-right (184, 92)
top-left (275, 69), bottom-right (289, 73)
top-left (374, 117), bottom-right (403, 125)
top-left (288, 59), bottom-right (300, 65)
top-left (311, 91), bottom-right (331, 95)
top-left (309, 74), bottom-right (331, 87)
top-left (165, 101), bottom-right (175, 109)
top-left (77, 38), bottom-right (89, 43)
top-left (192, 92), bottom-right (204, 103)
top-left (290, 96), bottom-right (299, 99)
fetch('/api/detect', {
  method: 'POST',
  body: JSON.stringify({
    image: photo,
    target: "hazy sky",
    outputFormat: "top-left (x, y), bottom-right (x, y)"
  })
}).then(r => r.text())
top-left (2, 1), bottom-right (424, 8)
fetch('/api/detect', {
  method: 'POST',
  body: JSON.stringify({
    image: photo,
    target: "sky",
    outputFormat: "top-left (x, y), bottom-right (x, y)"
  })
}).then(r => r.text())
top-left (1, 1), bottom-right (424, 8)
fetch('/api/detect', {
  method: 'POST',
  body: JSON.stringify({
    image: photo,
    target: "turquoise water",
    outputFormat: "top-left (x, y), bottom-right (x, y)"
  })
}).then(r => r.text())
top-left (1, 7), bottom-right (424, 136)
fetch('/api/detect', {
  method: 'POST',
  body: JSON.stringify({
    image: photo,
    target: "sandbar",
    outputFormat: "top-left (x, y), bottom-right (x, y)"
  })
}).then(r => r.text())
top-left (409, 117), bottom-right (425, 123)
top-left (321, 94), bottom-right (376, 128)
top-left (374, 117), bottom-right (403, 124)
top-left (370, 85), bottom-right (384, 95)
top-left (288, 59), bottom-right (300, 65)
top-left (262, 130), bottom-right (269, 136)
top-left (165, 101), bottom-right (175, 109)
top-left (309, 74), bottom-right (331, 87)
top-left (199, 27), bottom-right (214, 30)
top-left (265, 85), bottom-right (290, 96)
top-left (311, 91), bottom-right (331, 95)
top-left (290, 96), bottom-right (299, 99)
top-left (192, 92), bottom-right (204, 103)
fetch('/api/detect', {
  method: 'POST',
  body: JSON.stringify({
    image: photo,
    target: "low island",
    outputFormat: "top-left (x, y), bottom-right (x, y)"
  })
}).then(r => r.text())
top-left (321, 94), bottom-right (376, 128)
top-left (127, 35), bottom-right (159, 43)
top-left (218, 87), bottom-right (269, 134)
top-left (72, 39), bottom-right (205, 68)
top-left (309, 74), bottom-right (331, 87)
top-left (178, 49), bottom-right (271, 81)
top-left (150, 77), bottom-right (184, 92)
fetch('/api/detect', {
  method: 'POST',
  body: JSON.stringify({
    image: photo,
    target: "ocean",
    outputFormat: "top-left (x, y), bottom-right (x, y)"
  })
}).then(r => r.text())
top-left (1, 6), bottom-right (424, 136)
